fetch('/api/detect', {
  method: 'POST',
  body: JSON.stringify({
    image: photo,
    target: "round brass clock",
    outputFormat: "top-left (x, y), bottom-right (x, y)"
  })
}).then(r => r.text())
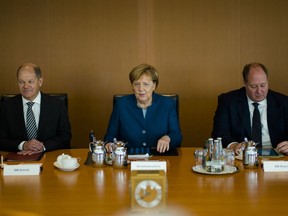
top-left (134, 180), bottom-right (163, 208)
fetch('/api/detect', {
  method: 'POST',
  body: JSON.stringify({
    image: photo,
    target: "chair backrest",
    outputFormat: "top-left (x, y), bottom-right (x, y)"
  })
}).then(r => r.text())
top-left (113, 93), bottom-right (179, 116)
top-left (0, 93), bottom-right (68, 109)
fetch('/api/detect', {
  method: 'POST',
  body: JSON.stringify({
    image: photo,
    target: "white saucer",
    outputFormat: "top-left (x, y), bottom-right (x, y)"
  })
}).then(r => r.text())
top-left (235, 155), bottom-right (243, 160)
top-left (192, 165), bottom-right (239, 175)
top-left (54, 162), bottom-right (80, 172)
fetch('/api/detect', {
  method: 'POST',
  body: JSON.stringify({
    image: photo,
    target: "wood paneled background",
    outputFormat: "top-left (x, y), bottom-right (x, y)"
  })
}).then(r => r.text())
top-left (1, 0), bottom-right (288, 148)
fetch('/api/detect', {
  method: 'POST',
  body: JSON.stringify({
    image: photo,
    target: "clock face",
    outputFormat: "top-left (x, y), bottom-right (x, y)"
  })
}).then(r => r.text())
top-left (134, 180), bottom-right (162, 208)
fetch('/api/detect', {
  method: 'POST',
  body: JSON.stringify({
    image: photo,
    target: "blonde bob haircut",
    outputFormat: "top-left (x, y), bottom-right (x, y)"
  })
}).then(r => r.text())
top-left (129, 63), bottom-right (159, 88)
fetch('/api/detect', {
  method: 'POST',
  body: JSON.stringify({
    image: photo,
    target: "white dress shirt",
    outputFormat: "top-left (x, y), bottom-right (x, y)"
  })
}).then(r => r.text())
top-left (247, 96), bottom-right (272, 149)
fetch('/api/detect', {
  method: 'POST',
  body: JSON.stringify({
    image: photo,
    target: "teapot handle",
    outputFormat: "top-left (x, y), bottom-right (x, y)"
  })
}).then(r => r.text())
top-left (105, 142), bottom-right (114, 153)
top-left (89, 142), bottom-right (95, 152)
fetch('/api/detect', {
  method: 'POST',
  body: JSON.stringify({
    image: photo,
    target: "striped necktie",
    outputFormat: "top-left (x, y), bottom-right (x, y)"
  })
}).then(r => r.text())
top-left (26, 102), bottom-right (38, 140)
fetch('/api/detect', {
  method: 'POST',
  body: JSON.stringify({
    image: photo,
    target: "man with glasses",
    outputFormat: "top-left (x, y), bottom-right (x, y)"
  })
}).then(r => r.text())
top-left (0, 63), bottom-right (71, 154)
top-left (212, 62), bottom-right (288, 154)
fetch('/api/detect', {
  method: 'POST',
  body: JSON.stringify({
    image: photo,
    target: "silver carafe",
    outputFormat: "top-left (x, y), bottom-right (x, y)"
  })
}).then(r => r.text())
top-left (89, 139), bottom-right (106, 167)
top-left (112, 140), bottom-right (127, 169)
top-left (243, 140), bottom-right (259, 169)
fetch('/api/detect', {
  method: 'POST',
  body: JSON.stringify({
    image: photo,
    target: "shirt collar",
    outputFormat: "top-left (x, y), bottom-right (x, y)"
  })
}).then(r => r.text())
top-left (246, 95), bottom-right (267, 106)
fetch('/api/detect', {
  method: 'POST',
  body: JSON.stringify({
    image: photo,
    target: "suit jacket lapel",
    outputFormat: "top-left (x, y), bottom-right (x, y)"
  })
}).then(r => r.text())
top-left (37, 94), bottom-right (48, 135)
top-left (238, 89), bottom-right (251, 137)
top-left (15, 95), bottom-right (28, 138)
top-left (266, 91), bottom-right (278, 143)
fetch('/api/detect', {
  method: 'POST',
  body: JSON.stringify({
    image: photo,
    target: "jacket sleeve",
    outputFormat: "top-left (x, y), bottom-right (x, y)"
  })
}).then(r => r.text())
top-left (211, 94), bottom-right (238, 147)
top-left (42, 99), bottom-right (71, 151)
top-left (167, 99), bottom-right (182, 148)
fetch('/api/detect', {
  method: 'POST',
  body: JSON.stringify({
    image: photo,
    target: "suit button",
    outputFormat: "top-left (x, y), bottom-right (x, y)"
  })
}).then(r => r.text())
top-left (143, 142), bottom-right (147, 146)
top-left (142, 130), bottom-right (146, 134)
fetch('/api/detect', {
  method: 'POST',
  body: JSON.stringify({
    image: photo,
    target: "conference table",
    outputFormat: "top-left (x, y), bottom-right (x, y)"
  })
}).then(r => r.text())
top-left (1, 147), bottom-right (288, 216)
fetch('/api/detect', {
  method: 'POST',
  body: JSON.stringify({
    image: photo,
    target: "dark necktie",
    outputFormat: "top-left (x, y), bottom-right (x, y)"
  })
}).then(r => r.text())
top-left (252, 102), bottom-right (262, 147)
top-left (26, 102), bottom-right (38, 140)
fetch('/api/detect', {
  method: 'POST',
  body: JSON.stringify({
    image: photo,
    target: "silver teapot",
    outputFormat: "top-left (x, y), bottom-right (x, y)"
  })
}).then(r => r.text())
top-left (243, 140), bottom-right (259, 169)
top-left (111, 139), bottom-right (127, 169)
top-left (89, 138), bottom-right (106, 167)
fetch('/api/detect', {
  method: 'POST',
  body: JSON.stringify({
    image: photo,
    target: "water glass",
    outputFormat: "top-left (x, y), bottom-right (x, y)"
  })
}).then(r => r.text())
top-left (194, 149), bottom-right (205, 166)
top-left (223, 148), bottom-right (235, 166)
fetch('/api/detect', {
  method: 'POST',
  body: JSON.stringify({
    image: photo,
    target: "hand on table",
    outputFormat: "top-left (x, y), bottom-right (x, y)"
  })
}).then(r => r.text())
top-left (20, 139), bottom-right (45, 155)
top-left (157, 135), bottom-right (171, 153)
top-left (276, 141), bottom-right (288, 154)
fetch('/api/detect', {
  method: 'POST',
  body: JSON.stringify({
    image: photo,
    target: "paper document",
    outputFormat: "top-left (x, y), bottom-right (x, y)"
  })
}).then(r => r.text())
top-left (128, 153), bottom-right (150, 159)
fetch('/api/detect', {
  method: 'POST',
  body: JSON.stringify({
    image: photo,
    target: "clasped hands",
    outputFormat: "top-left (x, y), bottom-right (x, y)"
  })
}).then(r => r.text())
top-left (275, 141), bottom-right (288, 154)
top-left (18, 139), bottom-right (45, 155)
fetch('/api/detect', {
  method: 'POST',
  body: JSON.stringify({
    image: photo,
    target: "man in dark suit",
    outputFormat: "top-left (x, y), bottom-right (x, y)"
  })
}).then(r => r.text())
top-left (212, 62), bottom-right (288, 154)
top-left (0, 63), bottom-right (71, 154)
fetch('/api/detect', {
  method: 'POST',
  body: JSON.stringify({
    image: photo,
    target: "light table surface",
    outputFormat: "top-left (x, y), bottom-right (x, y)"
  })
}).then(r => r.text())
top-left (1, 148), bottom-right (288, 215)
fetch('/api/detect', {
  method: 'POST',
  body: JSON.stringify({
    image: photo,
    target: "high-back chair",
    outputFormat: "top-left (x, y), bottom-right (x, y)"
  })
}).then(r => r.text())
top-left (1, 93), bottom-right (68, 109)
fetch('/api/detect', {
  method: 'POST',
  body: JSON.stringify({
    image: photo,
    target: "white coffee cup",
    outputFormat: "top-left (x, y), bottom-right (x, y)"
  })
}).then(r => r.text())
top-left (57, 153), bottom-right (71, 165)
top-left (61, 157), bottom-right (80, 168)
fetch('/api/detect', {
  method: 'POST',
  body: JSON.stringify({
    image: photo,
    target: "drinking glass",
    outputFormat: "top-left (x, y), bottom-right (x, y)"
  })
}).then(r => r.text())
top-left (223, 148), bottom-right (235, 166)
top-left (194, 149), bottom-right (205, 166)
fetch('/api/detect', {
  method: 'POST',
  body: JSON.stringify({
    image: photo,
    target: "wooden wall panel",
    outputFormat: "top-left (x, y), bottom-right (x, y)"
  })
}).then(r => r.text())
top-left (241, 0), bottom-right (288, 93)
top-left (0, 0), bottom-right (288, 149)
top-left (0, 0), bottom-right (51, 91)
top-left (47, 0), bottom-right (140, 147)
top-left (151, 0), bottom-right (243, 146)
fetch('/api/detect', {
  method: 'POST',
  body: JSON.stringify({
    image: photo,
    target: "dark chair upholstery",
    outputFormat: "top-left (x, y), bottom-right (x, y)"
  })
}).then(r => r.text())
top-left (113, 93), bottom-right (179, 116)
top-left (1, 93), bottom-right (68, 109)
